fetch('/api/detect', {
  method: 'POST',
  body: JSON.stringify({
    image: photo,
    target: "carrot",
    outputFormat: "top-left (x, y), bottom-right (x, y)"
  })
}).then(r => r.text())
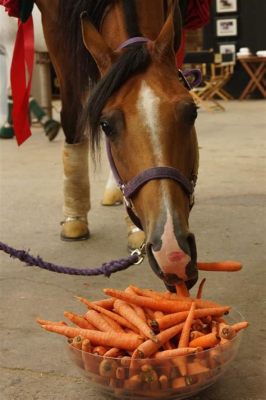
top-left (42, 324), bottom-right (143, 350)
top-left (99, 359), bottom-right (118, 378)
top-left (178, 302), bottom-right (196, 348)
top-left (116, 366), bottom-right (126, 380)
top-left (77, 296), bottom-right (139, 333)
top-left (36, 319), bottom-right (67, 326)
top-left (231, 321), bottom-right (249, 332)
top-left (154, 311), bottom-right (164, 319)
top-left (104, 288), bottom-right (194, 313)
top-left (189, 332), bottom-right (220, 349)
top-left (63, 311), bottom-right (94, 329)
top-left (190, 330), bottom-right (205, 341)
top-left (81, 338), bottom-right (92, 353)
top-left (154, 347), bottom-right (198, 360)
top-left (218, 323), bottom-right (236, 340)
top-left (71, 336), bottom-right (83, 350)
top-left (187, 361), bottom-right (209, 375)
top-left (159, 375), bottom-right (169, 390)
top-left (197, 261), bottom-right (242, 272)
top-left (129, 286), bottom-right (223, 309)
top-left (125, 287), bottom-right (147, 322)
top-left (172, 377), bottom-right (187, 389)
top-left (85, 310), bottom-right (117, 333)
top-left (123, 374), bottom-right (142, 390)
top-left (93, 298), bottom-right (115, 309)
top-left (101, 314), bottom-right (125, 333)
top-left (156, 306), bottom-right (230, 330)
top-left (131, 323), bottom-right (185, 359)
top-left (196, 278), bottom-right (206, 299)
top-left (175, 282), bottom-right (190, 297)
top-left (104, 348), bottom-right (122, 358)
top-left (93, 346), bottom-right (109, 356)
top-left (114, 299), bottom-right (158, 342)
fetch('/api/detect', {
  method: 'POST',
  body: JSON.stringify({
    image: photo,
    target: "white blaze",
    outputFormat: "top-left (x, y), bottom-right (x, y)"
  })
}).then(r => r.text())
top-left (136, 81), bottom-right (163, 162)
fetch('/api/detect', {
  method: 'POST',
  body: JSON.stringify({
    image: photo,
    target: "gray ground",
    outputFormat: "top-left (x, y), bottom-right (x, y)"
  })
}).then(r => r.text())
top-left (0, 100), bottom-right (265, 400)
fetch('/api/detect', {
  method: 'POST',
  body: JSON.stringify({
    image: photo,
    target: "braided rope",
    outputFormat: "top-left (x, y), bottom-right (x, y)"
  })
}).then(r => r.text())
top-left (0, 241), bottom-right (139, 277)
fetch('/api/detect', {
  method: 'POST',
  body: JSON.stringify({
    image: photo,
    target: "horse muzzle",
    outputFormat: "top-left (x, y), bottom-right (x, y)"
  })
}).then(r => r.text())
top-left (146, 231), bottom-right (198, 290)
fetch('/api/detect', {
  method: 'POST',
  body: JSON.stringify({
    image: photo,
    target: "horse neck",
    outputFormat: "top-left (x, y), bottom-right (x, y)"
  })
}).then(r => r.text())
top-left (100, 0), bottom-right (166, 49)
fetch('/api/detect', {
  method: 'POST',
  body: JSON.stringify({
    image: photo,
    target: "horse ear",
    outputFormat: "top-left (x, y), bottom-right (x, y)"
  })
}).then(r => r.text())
top-left (154, 1), bottom-right (182, 60)
top-left (80, 12), bottom-right (115, 76)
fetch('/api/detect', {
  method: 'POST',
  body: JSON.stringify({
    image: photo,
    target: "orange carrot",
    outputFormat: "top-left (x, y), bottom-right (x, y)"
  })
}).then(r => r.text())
top-left (129, 285), bottom-right (222, 308)
top-left (197, 261), bottom-right (242, 272)
top-left (178, 302), bottom-right (196, 348)
top-left (77, 296), bottom-right (139, 333)
top-left (101, 314), bottom-right (125, 333)
top-left (189, 332), bottom-right (220, 349)
top-left (63, 311), bottom-right (94, 329)
top-left (104, 288), bottom-right (194, 313)
top-left (196, 278), bottom-right (206, 299)
top-left (93, 298), bottom-right (114, 309)
top-left (156, 306), bottom-right (230, 330)
top-left (125, 287), bottom-right (147, 322)
top-left (104, 348), bottom-right (122, 358)
top-left (187, 361), bottom-right (209, 375)
top-left (159, 375), bottom-right (169, 390)
top-left (131, 323), bottom-right (185, 359)
top-left (114, 299), bottom-right (158, 342)
top-left (93, 346), bottom-right (108, 356)
top-left (190, 330), bottom-right (205, 341)
top-left (175, 282), bottom-right (190, 297)
top-left (99, 359), bottom-right (118, 378)
top-left (42, 324), bottom-right (143, 350)
top-left (231, 321), bottom-right (249, 332)
top-left (71, 336), bottom-right (83, 350)
top-left (218, 322), bottom-right (236, 340)
top-left (81, 338), bottom-right (92, 353)
top-left (85, 310), bottom-right (117, 333)
top-left (36, 319), bottom-right (67, 326)
top-left (154, 347), bottom-right (198, 359)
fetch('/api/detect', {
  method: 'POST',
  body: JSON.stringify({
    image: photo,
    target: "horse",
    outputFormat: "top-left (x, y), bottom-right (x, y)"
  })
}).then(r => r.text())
top-left (13, 0), bottom-right (200, 290)
top-left (0, 5), bottom-right (61, 140)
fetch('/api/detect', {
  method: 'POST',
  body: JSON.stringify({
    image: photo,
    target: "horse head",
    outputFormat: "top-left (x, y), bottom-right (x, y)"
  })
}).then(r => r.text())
top-left (81, 7), bottom-right (199, 290)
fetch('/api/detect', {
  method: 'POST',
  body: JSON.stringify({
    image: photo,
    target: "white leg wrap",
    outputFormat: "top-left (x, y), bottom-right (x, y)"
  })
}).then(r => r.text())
top-left (63, 139), bottom-right (90, 219)
top-left (61, 139), bottom-right (90, 240)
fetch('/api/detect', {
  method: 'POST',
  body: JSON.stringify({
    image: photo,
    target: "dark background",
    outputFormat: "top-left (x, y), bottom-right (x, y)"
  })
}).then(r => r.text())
top-left (203, 0), bottom-right (266, 98)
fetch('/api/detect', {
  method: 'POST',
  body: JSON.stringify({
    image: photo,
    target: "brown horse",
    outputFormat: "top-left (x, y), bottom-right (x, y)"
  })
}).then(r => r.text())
top-left (34, 0), bottom-right (199, 290)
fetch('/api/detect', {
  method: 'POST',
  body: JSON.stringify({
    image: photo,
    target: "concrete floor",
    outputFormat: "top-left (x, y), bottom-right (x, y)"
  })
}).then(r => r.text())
top-left (0, 100), bottom-right (265, 400)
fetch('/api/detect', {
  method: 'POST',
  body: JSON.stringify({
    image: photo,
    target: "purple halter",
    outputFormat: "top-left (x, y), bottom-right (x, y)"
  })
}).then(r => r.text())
top-left (105, 37), bottom-right (199, 230)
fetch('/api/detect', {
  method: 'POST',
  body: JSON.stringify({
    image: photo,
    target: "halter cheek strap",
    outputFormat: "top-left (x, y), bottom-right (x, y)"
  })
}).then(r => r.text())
top-left (106, 140), bottom-right (195, 230)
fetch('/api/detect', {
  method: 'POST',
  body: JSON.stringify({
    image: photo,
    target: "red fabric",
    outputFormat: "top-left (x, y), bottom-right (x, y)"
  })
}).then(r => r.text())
top-left (0, 0), bottom-right (19, 17)
top-left (184, 0), bottom-right (212, 30)
top-left (176, 0), bottom-right (212, 67)
top-left (11, 16), bottom-right (34, 145)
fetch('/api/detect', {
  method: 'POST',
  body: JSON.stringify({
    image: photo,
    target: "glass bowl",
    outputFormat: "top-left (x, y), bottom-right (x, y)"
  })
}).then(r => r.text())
top-left (66, 308), bottom-right (244, 400)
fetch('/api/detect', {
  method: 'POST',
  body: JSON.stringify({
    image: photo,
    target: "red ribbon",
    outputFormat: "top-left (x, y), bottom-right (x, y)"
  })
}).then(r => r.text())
top-left (10, 16), bottom-right (34, 145)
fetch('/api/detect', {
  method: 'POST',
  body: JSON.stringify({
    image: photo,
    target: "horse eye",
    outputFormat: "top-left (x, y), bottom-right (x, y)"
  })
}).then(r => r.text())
top-left (100, 120), bottom-right (114, 137)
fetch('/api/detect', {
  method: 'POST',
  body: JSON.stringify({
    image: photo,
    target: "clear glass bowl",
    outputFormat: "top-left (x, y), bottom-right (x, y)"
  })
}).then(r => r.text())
top-left (66, 309), bottom-right (244, 400)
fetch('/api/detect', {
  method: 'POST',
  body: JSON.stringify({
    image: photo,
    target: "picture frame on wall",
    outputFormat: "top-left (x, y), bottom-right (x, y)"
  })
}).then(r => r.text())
top-left (216, 0), bottom-right (238, 13)
top-left (218, 42), bottom-right (236, 62)
top-left (216, 18), bottom-right (238, 37)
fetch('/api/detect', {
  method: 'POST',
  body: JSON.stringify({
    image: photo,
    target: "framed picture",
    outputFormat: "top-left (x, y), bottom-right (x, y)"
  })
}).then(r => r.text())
top-left (216, 0), bottom-right (238, 13)
top-left (216, 18), bottom-right (238, 37)
top-left (218, 43), bottom-right (236, 62)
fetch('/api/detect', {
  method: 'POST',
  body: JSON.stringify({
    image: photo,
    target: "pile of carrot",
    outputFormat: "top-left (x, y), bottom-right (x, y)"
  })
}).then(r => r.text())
top-left (37, 276), bottom-right (248, 396)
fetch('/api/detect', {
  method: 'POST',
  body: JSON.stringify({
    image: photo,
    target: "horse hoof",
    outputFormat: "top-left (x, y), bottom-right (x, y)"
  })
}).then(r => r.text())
top-left (60, 219), bottom-right (90, 241)
top-left (127, 228), bottom-right (146, 251)
top-left (44, 120), bottom-right (61, 141)
top-left (101, 187), bottom-right (123, 206)
top-left (0, 124), bottom-right (14, 139)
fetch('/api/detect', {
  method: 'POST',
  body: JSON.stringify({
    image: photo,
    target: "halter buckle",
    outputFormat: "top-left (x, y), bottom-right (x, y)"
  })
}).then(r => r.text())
top-left (130, 242), bottom-right (146, 265)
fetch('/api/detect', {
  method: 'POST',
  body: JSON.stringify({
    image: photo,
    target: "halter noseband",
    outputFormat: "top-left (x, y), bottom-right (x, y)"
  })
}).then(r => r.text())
top-left (105, 37), bottom-right (199, 230)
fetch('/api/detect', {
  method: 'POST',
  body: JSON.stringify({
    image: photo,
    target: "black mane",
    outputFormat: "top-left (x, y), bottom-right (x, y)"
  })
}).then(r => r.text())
top-left (83, 44), bottom-right (151, 151)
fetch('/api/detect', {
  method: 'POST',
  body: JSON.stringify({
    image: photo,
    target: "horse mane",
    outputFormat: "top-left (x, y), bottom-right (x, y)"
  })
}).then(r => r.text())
top-left (83, 44), bottom-right (151, 152)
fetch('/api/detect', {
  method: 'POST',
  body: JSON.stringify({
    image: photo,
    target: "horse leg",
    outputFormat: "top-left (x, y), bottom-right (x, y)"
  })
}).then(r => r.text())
top-left (0, 45), bottom-right (14, 139)
top-left (61, 139), bottom-right (90, 241)
top-left (102, 170), bottom-right (123, 206)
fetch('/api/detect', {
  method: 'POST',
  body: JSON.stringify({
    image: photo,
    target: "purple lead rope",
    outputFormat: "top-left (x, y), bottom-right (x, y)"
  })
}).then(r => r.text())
top-left (0, 241), bottom-right (140, 277)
